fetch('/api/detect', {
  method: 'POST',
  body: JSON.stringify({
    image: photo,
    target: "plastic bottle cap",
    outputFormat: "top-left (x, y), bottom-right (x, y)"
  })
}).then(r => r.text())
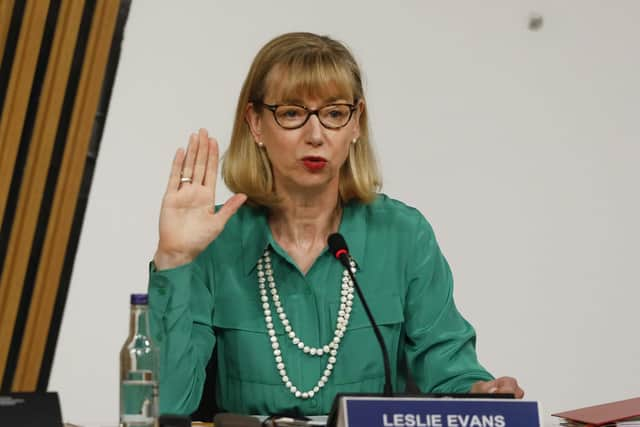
top-left (130, 293), bottom-right (148, 305)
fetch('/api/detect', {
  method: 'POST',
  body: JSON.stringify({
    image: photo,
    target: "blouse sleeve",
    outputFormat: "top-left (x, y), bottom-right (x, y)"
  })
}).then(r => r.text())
top-left (147, 254), bottom-right (215, 415)
top-left (403, 214), bottom-right (494, 393)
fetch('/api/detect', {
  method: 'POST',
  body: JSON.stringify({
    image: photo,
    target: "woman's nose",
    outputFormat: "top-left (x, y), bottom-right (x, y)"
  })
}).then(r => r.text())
top-left (305, 114), bottom-right (324, 146)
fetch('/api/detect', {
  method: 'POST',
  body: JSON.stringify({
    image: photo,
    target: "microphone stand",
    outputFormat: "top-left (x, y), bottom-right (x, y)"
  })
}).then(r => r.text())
top-left (337, 252), bottom-right (393, 397)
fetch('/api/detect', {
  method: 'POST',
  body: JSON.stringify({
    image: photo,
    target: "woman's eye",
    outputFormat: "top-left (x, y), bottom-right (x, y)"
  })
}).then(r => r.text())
top-left (278, 107), bottom-right (304, 119)
top-left (326, 108), bottom-right (347, 119)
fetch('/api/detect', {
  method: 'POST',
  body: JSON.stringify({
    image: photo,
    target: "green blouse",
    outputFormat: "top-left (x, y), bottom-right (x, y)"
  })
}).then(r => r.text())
top-left (147, 194), bottom-right (493, 416)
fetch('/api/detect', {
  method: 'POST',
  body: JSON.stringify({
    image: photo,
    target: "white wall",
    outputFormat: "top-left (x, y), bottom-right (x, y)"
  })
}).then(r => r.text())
top-left (49, 1), bottom-right (640, 425)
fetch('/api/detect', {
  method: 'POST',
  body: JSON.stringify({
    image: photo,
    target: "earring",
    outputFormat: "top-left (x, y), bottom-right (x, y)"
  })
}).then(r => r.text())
top-left (257, 141), bottom-right (264, 147)
top-left (351, 138), bottom-right (358, 144)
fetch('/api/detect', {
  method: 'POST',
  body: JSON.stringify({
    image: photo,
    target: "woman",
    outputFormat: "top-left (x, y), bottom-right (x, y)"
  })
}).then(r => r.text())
top-left (148, 32), bottom-right (523, 417)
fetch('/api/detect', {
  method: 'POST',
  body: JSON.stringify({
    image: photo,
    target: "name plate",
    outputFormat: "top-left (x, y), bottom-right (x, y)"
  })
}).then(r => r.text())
top-left (337, 397), bottom-right (542, 427)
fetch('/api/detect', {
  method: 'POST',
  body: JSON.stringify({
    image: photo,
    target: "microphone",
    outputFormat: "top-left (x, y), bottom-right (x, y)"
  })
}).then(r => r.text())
top-left (327, 233), bottom-right (393, 397)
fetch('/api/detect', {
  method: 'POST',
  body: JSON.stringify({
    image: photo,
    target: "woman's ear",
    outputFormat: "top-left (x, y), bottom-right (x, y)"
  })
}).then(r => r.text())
top-left (353, 99), bottom-right (365, 140)
top-left (245, 103), bottom-right (263, 145)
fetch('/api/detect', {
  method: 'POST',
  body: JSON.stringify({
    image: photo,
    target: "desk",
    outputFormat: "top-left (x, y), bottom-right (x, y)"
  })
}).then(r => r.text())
top-left (64, 419), bottom-right (563, 427)
top-left (63, 423), bottom-right (213, 427)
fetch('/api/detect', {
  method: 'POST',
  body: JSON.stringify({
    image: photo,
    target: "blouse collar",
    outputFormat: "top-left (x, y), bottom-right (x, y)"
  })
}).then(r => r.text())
top-left (241, 199), bottom-right (368, 276)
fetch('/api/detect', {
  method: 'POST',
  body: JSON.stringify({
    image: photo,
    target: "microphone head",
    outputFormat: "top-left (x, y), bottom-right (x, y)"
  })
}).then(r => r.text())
top-left (328, 233), bottom-right (349, 258)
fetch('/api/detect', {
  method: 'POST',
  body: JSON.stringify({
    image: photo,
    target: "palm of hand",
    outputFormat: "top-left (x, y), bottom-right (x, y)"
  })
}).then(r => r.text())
top-left (154, 129), bottom-right (247, 270)
top-left (159, 184), bottom-right (219, 258)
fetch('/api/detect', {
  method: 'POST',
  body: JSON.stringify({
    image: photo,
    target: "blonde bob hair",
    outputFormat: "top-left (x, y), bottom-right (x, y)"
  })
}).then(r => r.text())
top-left (222, 32), bottom-right (381, 208)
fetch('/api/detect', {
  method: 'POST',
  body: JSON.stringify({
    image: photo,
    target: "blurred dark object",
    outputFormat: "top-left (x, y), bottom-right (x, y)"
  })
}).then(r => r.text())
top-left (191, 350), bottom-right (220, 421)
top-left (529, 13), bottom-right (544, 31)
top-left (159, 413), bottom-right (191, 427)
top-left (0, 392), bottom-right (62, 427)
top-left (214, 412), bottom-right (261, 427)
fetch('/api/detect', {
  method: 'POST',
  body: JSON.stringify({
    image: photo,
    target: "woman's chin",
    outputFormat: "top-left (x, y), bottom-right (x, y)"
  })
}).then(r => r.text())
top-left (279, 173), bottom-right (338, 194)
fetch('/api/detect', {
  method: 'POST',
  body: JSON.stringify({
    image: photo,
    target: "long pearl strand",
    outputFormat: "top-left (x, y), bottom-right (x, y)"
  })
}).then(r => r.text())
top-left (257, 249), bottom-right (356, 399)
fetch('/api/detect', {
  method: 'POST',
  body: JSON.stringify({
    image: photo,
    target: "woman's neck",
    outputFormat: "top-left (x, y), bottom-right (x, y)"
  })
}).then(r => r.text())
top-left (269, 186), bottom-right (342, 253)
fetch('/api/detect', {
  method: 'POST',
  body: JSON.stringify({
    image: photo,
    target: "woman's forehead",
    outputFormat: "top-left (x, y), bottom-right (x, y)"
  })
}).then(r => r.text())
top-left (263, 64), bottom-right (355, 103)
top-left (264, 85), bottom-right (354, 105)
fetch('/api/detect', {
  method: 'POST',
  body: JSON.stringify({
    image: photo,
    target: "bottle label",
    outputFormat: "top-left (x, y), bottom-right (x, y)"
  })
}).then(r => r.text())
top-left (120, 377), bottom-right (157, 424)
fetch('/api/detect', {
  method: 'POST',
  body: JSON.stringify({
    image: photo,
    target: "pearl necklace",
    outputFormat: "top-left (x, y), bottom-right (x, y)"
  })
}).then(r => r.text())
top-left (257, 249), bottom-right (356, 399)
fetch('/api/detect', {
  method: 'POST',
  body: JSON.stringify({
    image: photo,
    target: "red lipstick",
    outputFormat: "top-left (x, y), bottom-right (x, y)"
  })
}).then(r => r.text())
top-left (302, 156), bottom-right (327, 171)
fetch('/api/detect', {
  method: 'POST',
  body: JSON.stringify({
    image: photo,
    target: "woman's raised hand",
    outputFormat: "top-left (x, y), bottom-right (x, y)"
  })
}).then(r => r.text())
top-left (153, 129), bottom-right (247, 270)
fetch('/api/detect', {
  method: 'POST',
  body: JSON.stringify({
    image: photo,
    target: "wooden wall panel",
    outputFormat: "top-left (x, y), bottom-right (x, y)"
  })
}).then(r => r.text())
top-left (12, 0), bottom-right (121, 390)
top-left (0, 0), bottom-right (52, 386)
top-left (0, 0), bottom-right (130, 391)
top-left (0, 0), bottom-right (16, 62)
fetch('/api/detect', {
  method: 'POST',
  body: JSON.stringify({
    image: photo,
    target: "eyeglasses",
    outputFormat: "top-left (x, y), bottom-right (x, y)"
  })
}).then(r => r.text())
top-left (258, 102), bottom-right (358, 130)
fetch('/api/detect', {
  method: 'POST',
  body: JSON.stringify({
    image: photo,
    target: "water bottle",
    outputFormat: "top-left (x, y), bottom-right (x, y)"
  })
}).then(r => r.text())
top-left (120, 293), bottom-right (159, 426)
